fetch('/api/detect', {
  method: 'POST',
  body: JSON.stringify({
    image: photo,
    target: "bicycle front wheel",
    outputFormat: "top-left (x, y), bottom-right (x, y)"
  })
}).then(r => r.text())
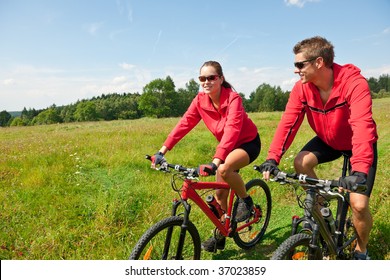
top-left (271, 233), bottom-right (323, 260)
top-left (233, 179), bottom-right (272, 249)
top-left (129, 216), bottom-right (201, 260)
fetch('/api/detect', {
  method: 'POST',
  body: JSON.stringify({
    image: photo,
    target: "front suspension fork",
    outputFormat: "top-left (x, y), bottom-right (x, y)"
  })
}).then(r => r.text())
top-left (308, 223), bottom-right (321, 259)
top-left (170, 198), bottom-right (191, 260)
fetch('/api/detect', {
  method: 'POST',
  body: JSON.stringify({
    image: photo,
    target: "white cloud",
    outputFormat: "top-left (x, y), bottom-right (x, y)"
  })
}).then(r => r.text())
top-left (119, 63), bottom-right (136, 70)
top-left (284, 0), bottom-right (319, 8)
top-left (84, 22), bottom-right (104, 36)
top-left (226, 66), bottom-right (296, 95)
top-left (281, 77), bottom-right (299, 89)
top-left (3, 79), bottom-right (15, 86)
top-left (112, 76), bottom-right (127, 84)
top-left (9, 61), bottom-right (390, 112)
top-left (362, 65), bottom-right (390, 78)
top-left (116, 0), bottom-right (133, 23)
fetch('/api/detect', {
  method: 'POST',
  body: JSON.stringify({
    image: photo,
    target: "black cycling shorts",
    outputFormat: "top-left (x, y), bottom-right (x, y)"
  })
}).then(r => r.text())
top-left (301, 136), bottom-right (377, 196)
top-left (237, 133), bottom-right (261, 164)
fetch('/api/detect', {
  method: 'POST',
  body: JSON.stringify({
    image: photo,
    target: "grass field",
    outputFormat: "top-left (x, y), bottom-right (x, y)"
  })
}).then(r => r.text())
top-left (0, 98), bottom-right (389, 260)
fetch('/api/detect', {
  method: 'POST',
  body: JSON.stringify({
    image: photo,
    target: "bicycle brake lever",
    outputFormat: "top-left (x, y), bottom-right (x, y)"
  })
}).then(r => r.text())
top-left (157, 162), bottom-right (169, 172)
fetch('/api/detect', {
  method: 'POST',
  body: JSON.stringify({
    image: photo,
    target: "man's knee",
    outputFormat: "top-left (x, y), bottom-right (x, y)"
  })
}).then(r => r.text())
top-left (350, 196), bottom-right (370, 215)
top-left (294, 151), bottom-right (318, 172)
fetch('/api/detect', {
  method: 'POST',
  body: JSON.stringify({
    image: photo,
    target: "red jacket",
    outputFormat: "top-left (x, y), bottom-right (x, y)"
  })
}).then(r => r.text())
top-left (267, 63), bottom-right (378, 174)
top-left (164, 87), bottom-right (258, 162)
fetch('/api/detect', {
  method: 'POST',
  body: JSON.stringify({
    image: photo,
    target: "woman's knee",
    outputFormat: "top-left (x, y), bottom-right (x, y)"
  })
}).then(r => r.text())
top-left (217, 164), bottom-right (230, 179)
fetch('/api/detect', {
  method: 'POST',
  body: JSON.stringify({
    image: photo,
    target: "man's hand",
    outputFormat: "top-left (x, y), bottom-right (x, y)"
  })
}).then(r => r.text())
top-left (258, 159), bottom-right (279, 180)
top-left (339, 171), bottom-right (367, 191)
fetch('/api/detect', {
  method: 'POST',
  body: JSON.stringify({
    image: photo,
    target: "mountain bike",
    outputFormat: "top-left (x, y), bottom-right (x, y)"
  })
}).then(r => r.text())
top-left (129, 155), bottom-right (272, 260)
top-left (254, 154), bottom-right (366, 260)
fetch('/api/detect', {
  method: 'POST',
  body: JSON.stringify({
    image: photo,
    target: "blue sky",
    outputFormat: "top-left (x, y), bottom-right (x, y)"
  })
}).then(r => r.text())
top-left (1, 0), bottom-right (389, 111)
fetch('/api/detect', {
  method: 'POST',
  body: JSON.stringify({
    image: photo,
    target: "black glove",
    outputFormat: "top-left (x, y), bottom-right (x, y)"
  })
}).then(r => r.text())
top-left (259, 159), bottom-right (279, 175)
top-left (151, 151), bottom-right (165, 166)
top-left (197, 163), bottom-right (217, 176)
top-left (339, 171), bottom-right (367, 191)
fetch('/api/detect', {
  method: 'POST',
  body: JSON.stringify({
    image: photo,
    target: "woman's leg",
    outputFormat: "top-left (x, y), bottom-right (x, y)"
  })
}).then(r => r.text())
top-left (217, 148), bottom-right (249, 198)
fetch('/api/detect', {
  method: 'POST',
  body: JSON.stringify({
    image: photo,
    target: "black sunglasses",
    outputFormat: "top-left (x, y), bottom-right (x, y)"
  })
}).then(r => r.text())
top-left (294, 57), bottom-right (317, 70)
top-left (198, 75), bottom-right (220, 82)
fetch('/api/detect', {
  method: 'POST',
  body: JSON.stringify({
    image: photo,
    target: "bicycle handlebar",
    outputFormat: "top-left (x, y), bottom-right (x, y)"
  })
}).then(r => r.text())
top-left (145, 155), bottom-right (199, 178)
top-left (253, 165), bottom-right (366, 193)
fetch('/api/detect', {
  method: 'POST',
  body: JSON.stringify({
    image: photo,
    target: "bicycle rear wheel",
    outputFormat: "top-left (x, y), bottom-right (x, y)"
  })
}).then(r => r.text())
top-left (233, 179), bottom-right (272, 249)
top-left (129, 216), bottom-right (201, 260)
top-left (271, 233), bottom-right (323, 260)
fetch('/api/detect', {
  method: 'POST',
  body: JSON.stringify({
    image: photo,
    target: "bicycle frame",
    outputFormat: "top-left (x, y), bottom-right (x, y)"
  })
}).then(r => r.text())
top-left (170, 179), bottom-right (261, 238)
top-left (293, 188), bottom-right (344, 257)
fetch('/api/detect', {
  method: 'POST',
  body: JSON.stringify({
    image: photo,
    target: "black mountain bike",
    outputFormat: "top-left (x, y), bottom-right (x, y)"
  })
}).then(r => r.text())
top-left (254, 154), bottom-right (366, 260)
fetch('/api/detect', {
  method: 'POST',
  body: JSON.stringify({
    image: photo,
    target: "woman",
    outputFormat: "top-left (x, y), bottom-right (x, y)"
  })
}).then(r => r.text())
top-left (151, 61), bottom-right (261, 252)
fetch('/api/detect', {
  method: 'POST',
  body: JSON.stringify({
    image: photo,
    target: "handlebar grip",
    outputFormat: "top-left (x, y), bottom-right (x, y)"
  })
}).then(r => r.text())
top-left (203, 166), bottom-right (216, 176)
top-left (351, 183), bottom-right (367, 193)
top-left (253, 165), bottom-right (279, 176)
top-left (330, 180), bottom-right (339, 188)
top-left (330, 179), bottom-right (366, 193)
top-left (271, 168), bottom-right (280, 176)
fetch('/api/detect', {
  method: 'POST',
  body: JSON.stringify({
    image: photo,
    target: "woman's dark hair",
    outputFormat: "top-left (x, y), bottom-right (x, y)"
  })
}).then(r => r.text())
top-left (200, 61), bottom-right (234, 90)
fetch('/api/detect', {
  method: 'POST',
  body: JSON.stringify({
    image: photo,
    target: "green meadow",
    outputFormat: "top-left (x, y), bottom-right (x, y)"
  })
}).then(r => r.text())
top-left (1, 98), bottom-right (389, 260)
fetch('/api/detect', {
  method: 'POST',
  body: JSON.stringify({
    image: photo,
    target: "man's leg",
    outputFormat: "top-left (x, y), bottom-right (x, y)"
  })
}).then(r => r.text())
top-left (349, 193), bottom-right (372, 254)
top-left (294, 151), bottom-right (319, 178)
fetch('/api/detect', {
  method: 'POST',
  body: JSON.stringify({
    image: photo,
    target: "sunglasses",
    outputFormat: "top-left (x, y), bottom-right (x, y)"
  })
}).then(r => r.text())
top-left (198, 75), bottom-right (220, 82)
top-left (294, 57), bottom-right (317, 70)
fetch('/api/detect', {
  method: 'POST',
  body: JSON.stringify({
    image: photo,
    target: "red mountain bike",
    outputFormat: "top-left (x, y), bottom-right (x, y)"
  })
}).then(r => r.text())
top-left (129, 155), bottom-right (272, 260)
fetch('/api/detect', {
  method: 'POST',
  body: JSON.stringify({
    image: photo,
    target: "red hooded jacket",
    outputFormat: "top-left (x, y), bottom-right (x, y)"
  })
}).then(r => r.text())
top-left (267, 63), bottom-right (378, 174)
top-left (164, 87), bottom-right (258, 162)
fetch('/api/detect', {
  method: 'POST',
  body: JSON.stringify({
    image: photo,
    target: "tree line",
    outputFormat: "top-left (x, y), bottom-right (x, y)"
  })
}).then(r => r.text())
top-left (1, 74), bottom-right (389, 127)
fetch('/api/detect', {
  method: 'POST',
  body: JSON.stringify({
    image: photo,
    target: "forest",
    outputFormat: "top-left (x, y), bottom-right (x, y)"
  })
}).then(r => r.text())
top-left (0, 74), bottom-right (389, 127)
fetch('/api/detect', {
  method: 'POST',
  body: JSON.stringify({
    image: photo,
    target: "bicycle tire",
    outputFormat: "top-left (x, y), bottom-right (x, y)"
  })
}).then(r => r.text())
top-left (129, 216), bottom-right (201, 260)
top-left (271, 233), bottom-right (323, 260)
top-left (233, 179), bottom-right (272, 250)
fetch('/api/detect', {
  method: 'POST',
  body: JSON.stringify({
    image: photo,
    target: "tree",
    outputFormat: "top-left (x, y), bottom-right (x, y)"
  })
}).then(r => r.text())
top-left (31, 107), bottom-right (62, 125)
top-left (248, 83), bottom-right (273, 112)
top-left (176, 79), bottom-right (199, 116)
top-left (378, 74), bottom-right (390, 92)
top-left (10, 117), bottom-right (25, 126)
top-left (367, 77), bottom-right (380, 93)
top-left (60, 104), bottom-right (76, 123)
top-left (0, 110), bottom-right (12, 127)
top-left (74, 101), bottom-right (98, 122)
top-left (139, 76), bottom-right (177, 118)
top-left (247, 83), bottom-right (289, 112)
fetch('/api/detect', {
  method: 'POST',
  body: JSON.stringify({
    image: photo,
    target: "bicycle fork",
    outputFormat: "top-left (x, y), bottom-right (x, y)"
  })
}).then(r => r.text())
top-left (303, 190), bottom-right (339, 259)
top-left (165, 199), bottom-right (192, 260)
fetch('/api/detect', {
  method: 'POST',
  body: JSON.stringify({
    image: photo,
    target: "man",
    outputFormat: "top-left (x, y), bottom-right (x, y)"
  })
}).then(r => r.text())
top-left (259, 36), bottom-right (378, 260)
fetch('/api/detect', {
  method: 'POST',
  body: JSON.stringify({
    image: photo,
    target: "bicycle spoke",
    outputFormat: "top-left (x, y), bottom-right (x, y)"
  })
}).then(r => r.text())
top-left (130, 216), bottom-right (201, 260)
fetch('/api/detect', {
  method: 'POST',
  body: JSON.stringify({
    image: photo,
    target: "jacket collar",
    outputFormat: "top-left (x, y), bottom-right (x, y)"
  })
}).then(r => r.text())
top-left (199, 87), bottom-right (231, 111)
